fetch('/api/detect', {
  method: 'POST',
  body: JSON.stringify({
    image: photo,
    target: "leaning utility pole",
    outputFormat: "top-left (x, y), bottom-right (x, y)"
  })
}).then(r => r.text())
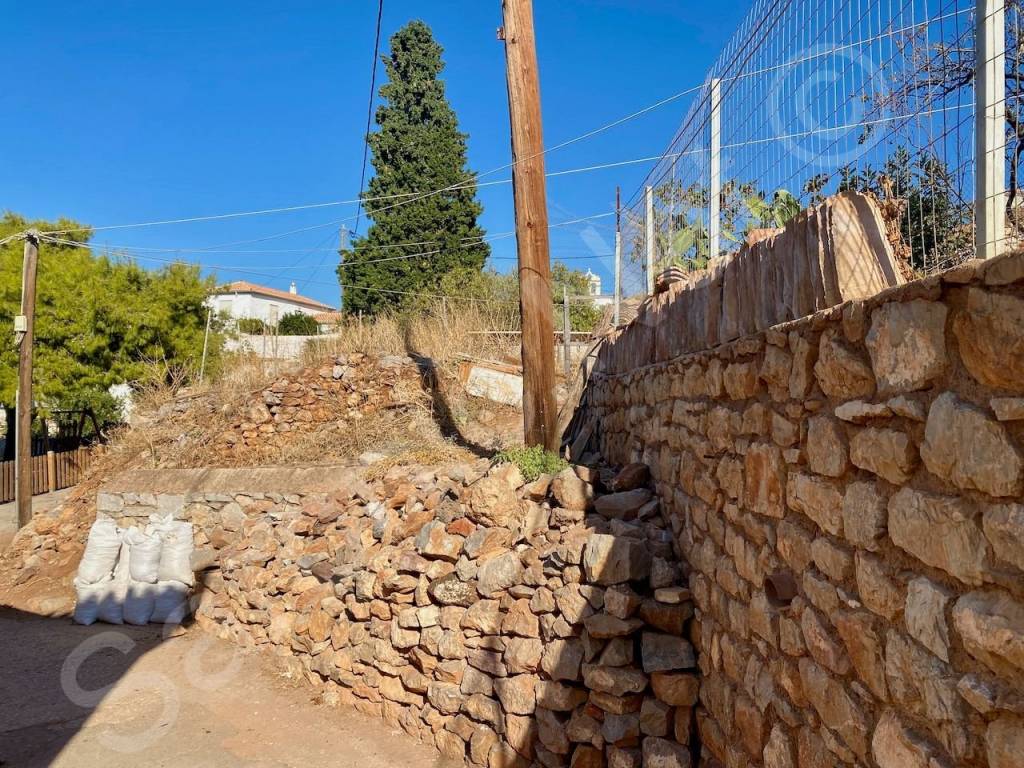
top-left (500, 0), bottom-right (558, 451)
top-left (15, 231), bottom-right (39, 528)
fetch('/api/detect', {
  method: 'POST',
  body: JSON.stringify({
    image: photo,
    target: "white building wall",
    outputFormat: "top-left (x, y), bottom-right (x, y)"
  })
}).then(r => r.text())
top-left (210, 292), bottom-right (326, 324)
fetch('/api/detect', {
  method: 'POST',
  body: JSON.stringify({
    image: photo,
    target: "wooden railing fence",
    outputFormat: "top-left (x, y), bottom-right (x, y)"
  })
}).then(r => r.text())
top-left (0, 446), bottom-right (91, 503)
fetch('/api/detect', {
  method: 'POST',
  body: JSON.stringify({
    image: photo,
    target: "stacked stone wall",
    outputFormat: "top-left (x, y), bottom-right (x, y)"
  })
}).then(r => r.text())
top-left (98, 463), bottom-right (703, 768)
top-left (583, 253), bottom-right (1024, 767)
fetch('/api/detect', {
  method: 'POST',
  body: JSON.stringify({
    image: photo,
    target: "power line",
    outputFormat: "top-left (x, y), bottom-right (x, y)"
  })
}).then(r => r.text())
top-left (38, 80), bottom-right (708, 237)
top-left (353, 0), bottom-right (385, 237)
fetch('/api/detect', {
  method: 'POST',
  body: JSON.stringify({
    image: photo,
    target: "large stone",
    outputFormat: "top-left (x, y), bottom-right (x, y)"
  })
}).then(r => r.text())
top-left (987, 715), bottom-right (1024, 768)
top-left (551, 468), bottom-right (593, 512)
top-left (504, 638), bottom-right (543, 674)
top-left (872, 710), bottom-right (948, 768)
top-left (745, 443), bottom-right (787, 519)
top-left (583, 614), bottom-right (643, 639)
top-left (920, 392), bottom-right (1023, 498)
top-left (463, 599), bottom-right (503, 634)
top-left (849, 428), bottom-right (918, 484)
top-left (905, 577), bottom-right (952, 662)
top-left (884, 632), bottom-right (962, 725)
top-left (429, 573), bottom-right (477, 607)
top-left (582, 534), bottom-right (651, 585)
top-left (494, 675), bottom-right (537, 715)
top-left (478, 552), bottom-right (524, 597)
top-left (952, 590), bottom-right (1024, 677)
top-left (800, 606), bottom-right (850, 675)
top-left (464, 527), bottom-right (513, 560)
top-left (806, 417), bottom-right (848, 478)
top-left (594, 489), bottom-right (653, 519)
top-left (888, 487), bottom-right (989, 585)
top-left (581, 663), bottom-right (648, 696)
top-left (467, 475), bottom-right (523, 528)
top-left (855, 552), bottom-right (904, 620)
top-left (650, 672), bottom-right (700, 706)
top-left (541, 638), bottom-right (584, 681)
top-left (983, 503), bottom-right (1024, 572)
top-left (865, 300), bottom-right (948, 394)
top-left (763, 725), bottom-right (794, 768)
top-left (415, 520), bottom-right (464, 562)
top-left (833, 610), bottom-right (888, 700)
top-left (536, 708), bottom-right (570, 755)
top-left (641, 737), bottom-right (692, 768)
top-left (610, 463), bottom-right (650, 492)
top-left (602, 712), bottom-right (641, 746)
top-left (799, 658), bottom-right (869, 760)
top-left (842, 481), bottom-right (887, 551)
top-left (428, 681), bottom-right (464, 715)
top-left (786, 473), bottom-right (843, 535)
top-left (641, 633), bottom-right (696, 673)
top-left (953, 287), bottom-right (1024, 389)
top-left (814, 329), bottom-right (876, 400)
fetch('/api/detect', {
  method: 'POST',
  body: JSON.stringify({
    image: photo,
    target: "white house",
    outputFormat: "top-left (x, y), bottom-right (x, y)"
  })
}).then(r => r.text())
top-left (210, 281), bottom-right (336, 325)
top-left (584, 269), bottom-right (614, 308)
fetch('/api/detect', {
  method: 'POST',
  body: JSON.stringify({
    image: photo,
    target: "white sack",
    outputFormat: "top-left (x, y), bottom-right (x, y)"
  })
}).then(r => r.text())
top-left (76, 516), bottom-right (123, 585)
top-left (125, 527), bottom-right (162, 583)
top-left (73, 576), bottom-right (113, 626)
top-left (95, 541), bottom-right (131, 625)
top-left (150, 581), bottom-right (190, 624)
top-left (157, 525), bottom-right (194, 586)
top-left (123, 580), bottom-right (158, 625)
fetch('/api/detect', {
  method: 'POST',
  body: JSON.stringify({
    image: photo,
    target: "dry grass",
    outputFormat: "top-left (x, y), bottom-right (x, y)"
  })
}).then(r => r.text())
top-left (302, 302), bottom-right (520, 368)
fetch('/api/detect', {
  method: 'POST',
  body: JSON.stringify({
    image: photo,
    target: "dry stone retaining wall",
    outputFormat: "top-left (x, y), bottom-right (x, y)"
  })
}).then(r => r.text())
top-left (98, 463), bottom-right (703, 768)
top-left (581, 252), bottom-right (1024, 768)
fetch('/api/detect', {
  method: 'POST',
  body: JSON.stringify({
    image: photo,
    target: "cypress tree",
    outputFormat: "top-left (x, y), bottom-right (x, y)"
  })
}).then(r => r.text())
top-left (339, 20), bottom-right (489, 314)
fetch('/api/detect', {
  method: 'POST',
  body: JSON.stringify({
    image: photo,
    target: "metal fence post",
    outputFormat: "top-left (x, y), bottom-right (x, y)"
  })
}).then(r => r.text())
top-left (709, 77), bottom-right (722, 262)
top-left (645, 185), bottom-right (655, 294)
top-left (614, 186), bottom-right (622, 325)
top-left (976, 0), bottom-right (1006, 259)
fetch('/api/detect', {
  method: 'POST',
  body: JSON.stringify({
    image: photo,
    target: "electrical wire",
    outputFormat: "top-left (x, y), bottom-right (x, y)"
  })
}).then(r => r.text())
top-left (353, 0), bottom-right (386, 237)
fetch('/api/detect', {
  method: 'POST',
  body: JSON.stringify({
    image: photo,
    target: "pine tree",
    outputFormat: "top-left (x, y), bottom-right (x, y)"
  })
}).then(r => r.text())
top-left (339, 20), bottom-right (489, 314)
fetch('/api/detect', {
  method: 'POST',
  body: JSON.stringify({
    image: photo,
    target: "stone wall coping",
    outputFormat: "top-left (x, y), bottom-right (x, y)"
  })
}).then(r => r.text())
top-left (593, 249), bottom-right (1024, 381)
top-left (99, 466), bottom-right (359, 496)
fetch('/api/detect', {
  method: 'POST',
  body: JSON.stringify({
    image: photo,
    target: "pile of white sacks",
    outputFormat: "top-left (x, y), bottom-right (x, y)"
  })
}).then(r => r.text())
top-left (73, 515), bottom-right (194, 626)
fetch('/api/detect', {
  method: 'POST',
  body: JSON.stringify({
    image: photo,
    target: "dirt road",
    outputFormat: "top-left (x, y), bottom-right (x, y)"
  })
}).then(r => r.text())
top-left (0, 608), bottom-right (446, 768)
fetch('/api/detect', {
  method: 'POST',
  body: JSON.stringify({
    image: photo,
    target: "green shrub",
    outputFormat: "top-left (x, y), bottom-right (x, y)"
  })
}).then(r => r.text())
top-left (492, 444), bottom-right (568, 482)
top-left (237, 317), bottom-right (266, 334)
top-left (277, 311), bottom-right (320, 336)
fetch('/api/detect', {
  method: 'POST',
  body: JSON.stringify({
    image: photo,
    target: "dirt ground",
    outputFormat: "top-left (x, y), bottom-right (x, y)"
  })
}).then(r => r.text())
top-left (0, 608), bottom-right (450, 768)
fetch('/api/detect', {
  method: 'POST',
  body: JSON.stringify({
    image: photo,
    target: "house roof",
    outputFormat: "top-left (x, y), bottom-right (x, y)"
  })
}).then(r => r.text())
top-left (215, 281), bottom-right (336, 312)
top-left (313, 311), bottom-right (344, 324)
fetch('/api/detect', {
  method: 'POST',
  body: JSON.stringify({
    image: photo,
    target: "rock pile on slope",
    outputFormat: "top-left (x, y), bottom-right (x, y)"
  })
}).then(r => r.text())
top-left (190, 460), bottom-right (700, 767)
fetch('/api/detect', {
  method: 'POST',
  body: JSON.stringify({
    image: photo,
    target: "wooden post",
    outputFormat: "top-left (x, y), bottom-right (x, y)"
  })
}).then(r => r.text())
top-left (15, 231), bottom-right (39, 528)
top-left (614, 186), bottom-right (622, 326)
top-left (46, 450), bottom-right (56, 493)
top-left (562, 285), bottom-right (571, 378)
top-left (501, 0), bottom-right (558, 451)
top-left (199, 305), bottom-right (213, 383)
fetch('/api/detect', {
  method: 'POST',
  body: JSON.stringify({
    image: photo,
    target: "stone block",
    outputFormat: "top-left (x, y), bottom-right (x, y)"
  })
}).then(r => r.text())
top-left (814, 328), bottom-right (876, 400)
top-left (833, 610), bottom-right (888, 701)
top-left (855, 552), bottom-right (903, 620)
top-left (744, 443), bottom-right (787, 518)
top-left (987, 715), bottom-right (1024, 768)
top-left (921, 392), bottom-right (1023, 498)
top-left (806, 416), bottom-right (849, 477)
top-left (953, 288), bottom-right (1024, 390)
top-left (888, 487), bottom-right (989, 585)
top-left (983, 503), bottom-right (1024, 572)
top-left (841, 481), bottom-right (887, 551)
top-left (905, 577), bottom-right (953, 662)
top-left (582, 534), bottom-right (652, 585)
top-left (641, 737), bottom-right (692, 768)
top-left (798, 658), bottom-right (869, 760)
top-left (952, 590), bottom-right (1024, 677)
top-left (865, 300), bottom-right (948, 394)
top-left (786, 473), bottom-right (843, 535)
top-left (871, 710), bottom-right (949, 768)
top-left (849, 427), bottom-right (918, 484)
top-left (641, 633), bottom-right (696, 673)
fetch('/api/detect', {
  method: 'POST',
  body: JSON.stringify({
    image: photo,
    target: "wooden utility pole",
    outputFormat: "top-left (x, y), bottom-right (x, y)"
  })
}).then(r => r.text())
top-left (16, 231), bottom-right (39, 528)
top-left (500, 0), bottom-right (557, 450)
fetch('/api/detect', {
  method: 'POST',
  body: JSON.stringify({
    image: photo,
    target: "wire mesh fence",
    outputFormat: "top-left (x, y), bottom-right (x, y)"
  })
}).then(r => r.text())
top-left (618, 0), bottom-right (1023, 297)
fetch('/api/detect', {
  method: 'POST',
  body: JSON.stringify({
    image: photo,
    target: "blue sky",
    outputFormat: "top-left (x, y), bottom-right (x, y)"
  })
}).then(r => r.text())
top-left (2, 0), bottom-right (752, 307)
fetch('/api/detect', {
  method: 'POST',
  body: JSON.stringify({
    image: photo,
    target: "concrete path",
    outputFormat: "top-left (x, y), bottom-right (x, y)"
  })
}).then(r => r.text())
top-left (0, 608), bottom-right (446, 768)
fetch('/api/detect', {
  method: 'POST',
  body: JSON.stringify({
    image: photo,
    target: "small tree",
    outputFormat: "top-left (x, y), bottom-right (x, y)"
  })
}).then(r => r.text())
top-left (277, 311), bottom-right (319, 336)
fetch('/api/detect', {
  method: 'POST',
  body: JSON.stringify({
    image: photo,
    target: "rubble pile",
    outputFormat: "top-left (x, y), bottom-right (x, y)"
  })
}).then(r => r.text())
top-left (186, 460), bottom-right (700, 768)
